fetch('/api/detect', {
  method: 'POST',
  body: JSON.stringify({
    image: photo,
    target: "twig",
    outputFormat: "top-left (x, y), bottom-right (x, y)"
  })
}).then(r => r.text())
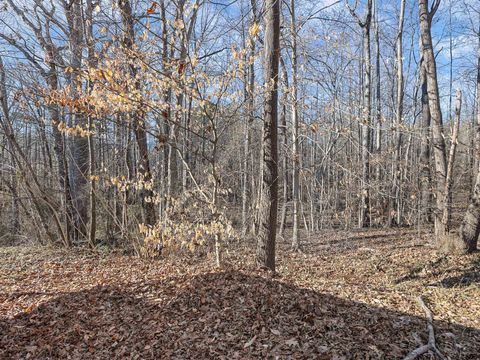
top-left (403, 296), bottom-right (446, 360)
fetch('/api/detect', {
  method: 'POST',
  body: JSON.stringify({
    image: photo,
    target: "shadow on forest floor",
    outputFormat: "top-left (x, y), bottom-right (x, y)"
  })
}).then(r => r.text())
top-left (391, 253), bottom-right (480, 288)
top-left (438, 256), bottom-right (480, 288)
top-left (1, 270), bottom-right (479, 359)
top-left (298, 228), bottom-right (421, 255)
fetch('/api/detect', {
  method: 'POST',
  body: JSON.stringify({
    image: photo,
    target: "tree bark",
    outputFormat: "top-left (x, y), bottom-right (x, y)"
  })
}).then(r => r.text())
top-left (390, 0), bottom-right (406, 226)
top-left (48, 62), bottom-right (74, 246)
top-left (257, 0), bottom-right (280, 271)
top-left (419, 54), bottom-right (432, 224)
top-left (243, 0), bottom-right (257, 237)
top-left (86, 0), bottom-right (97, 247)
top-left (118, 0), bottom-right (157, 226)
top-left (291, 0), bottom-right (300, 250)
top-left (66, 0), bottom-right (89, 242)
top-left (418, 0), bottom-right (447, 239)
top-left (374, 0), bottom-right (381, 183)
top-left (442, 89), bottom-right (461, 235)
top-left (279, 58), bottom-right (289, 238)
top-left (347, 0), bottom-right (372, 228)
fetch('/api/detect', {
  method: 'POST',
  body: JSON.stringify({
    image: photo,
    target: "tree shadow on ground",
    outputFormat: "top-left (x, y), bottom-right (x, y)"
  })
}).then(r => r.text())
top-left (438, 257), bottom-right (480, 288)
top-left (300, 229), bottom-right (419, 255)
top-left (1, 270), bottom-right (479, 359)
top-left (394, 257), bottom-right (449, 285)
top-left (392, 255), bottom-right (480, 288)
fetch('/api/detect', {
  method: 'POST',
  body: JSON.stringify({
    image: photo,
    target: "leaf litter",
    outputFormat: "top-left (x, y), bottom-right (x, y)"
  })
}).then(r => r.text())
top-left (0, 228), bottom-right (479, 359)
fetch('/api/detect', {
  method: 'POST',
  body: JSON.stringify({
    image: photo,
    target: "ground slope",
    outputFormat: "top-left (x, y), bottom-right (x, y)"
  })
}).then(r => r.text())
top-left (0, 229), bottom-right (479, 359)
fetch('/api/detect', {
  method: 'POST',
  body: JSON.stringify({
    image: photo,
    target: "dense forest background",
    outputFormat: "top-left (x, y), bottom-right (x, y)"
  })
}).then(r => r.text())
top-left (0, 0), bottom-right (479, 263)
top-left (1, 1), bottom-right (480, 358)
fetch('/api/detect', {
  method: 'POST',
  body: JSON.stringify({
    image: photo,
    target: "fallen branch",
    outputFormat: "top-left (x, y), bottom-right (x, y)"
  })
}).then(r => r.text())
top-left (403, 296), bottom-right (446, 360)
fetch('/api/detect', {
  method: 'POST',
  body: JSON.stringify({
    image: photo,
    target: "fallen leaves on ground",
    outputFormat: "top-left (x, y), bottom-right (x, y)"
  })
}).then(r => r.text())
top-left (0, 228), bottom-right (479, 359)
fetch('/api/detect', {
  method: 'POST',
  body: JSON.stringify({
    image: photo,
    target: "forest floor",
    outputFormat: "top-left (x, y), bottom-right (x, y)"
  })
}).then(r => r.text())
top-left (0, 228), bottom-right (479, 359)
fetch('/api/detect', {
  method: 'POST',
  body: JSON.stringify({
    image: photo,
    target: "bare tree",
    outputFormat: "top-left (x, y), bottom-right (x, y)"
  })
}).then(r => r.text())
top-left (243, 0), bottom-right (257, 237)
top-left (290, 0), bottom-right (300, 250)
top-left (419, 53), bottom-right (432, 224)
top-left (257, 0), bottom-right (281, 271)
top-left (118, 0), bottom-right (156, 226)
top-left (390, 0), bottom-right (406, 226)
top-left (374, 0), bottom-right (382, 184)
top-left (346, 0), bottom-right (373, 228)
top-left (66, 0), bottom-right (90, 242)
top-left (418, 0), bottom-right (447, 239)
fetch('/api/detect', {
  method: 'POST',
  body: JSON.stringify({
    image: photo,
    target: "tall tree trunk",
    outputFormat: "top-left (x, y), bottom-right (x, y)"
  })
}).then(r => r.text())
top-left (243, 0), bottom-right (257, 237)
top-left (257, 0), bottom-right (280, 271)
top-left (347, 0), bottom-right (372, 228)
top-left (442, 89), bottom-right (461, 236)
top-left (279, 58), bottom-right (289, 237)
top-left (66, 0), bottom-right (89, 242)
top-left (118, 0), bottom-right (156, 226)
top-left (374, 0), bottom-right (381, 183)
top-left (418, 0), bottom-right (447, 240)
top-left (391, 0), bottom-right (406, 226)
top-left (6, 134), bottom-right (20, 234)
top-left (47, 65), bottom-right (74, 246)
top-left (242, 90), bottom-right (251, 236)
top-left (290, 0), bottom-right (300, 250)
top-left (86, 0), bottom-right (97, 247)
top-left (419, 53), bottom-right (432, 224)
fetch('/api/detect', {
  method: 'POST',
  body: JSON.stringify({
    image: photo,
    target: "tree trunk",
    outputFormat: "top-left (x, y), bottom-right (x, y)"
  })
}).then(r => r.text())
top-left (66, 0), bottom-right (89, 242)
top-left (243, 0), bottom-right (256, 237)
top-left (86, 0), bottom-right (97, 247)
top-left (441, 89), bottom-right (461, 236)
top-left (118, 0), bottom-right (156, 226)
top-left (374, 0), bottom-right (382, 183)
top-left (256, 0), bottom-right (280, 271)
top-left (48, 66), bottom-right (74, 246)
top-left (291, 0), bottom-right (300, 250)
top-left (347, 0), bottom-right (372, 228)
top-left (418, 0), bottom-right (447, 240)
top-left (360, 3), bottom-right (372, 228)
top-left (279, 58), bottom-right (289, 238)
top-left (390, 0), bottom-right (406, 226)
top-left (419, 54), bottom-right (432, 224)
